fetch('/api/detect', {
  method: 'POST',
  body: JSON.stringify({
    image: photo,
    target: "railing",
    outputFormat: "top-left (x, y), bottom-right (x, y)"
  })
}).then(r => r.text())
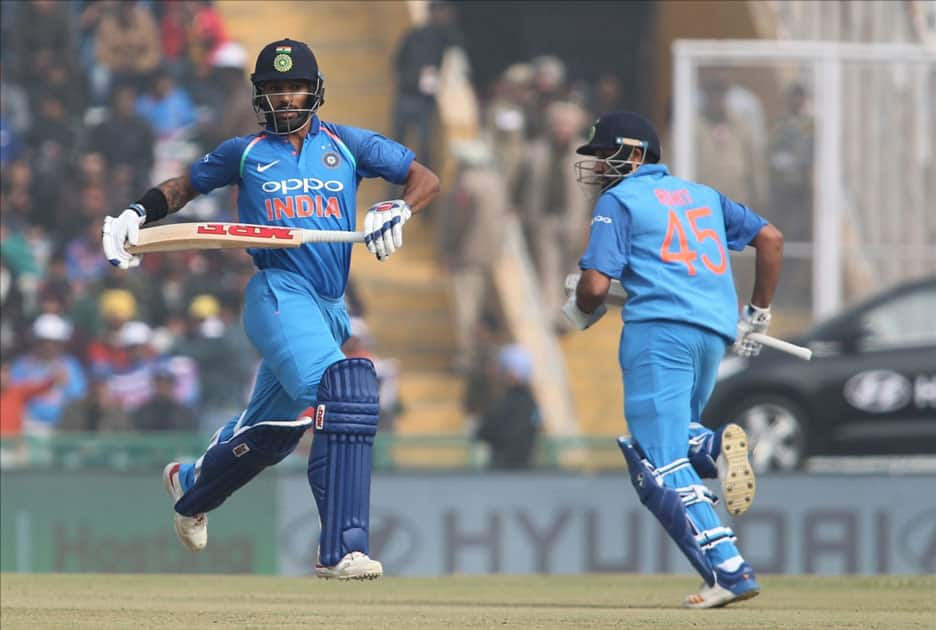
top-left (0, 433), bottom-right (628, 473)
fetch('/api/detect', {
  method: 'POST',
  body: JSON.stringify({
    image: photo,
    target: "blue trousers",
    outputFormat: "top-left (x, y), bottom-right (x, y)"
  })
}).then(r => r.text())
top-left (620, 320), bottom-right (742, 567)
top-left (180, 268), bottom-right (349, 490)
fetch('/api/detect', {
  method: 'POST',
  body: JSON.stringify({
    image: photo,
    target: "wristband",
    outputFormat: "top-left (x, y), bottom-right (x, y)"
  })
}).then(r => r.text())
top-left (135, 188), bottom-right (170, 225)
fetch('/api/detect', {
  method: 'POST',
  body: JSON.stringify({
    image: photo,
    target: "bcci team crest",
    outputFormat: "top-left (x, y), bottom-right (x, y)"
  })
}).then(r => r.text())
top-left (274, 53), bottom-right (293, 72)
top-left (322, 151), bottom-right (340, 168)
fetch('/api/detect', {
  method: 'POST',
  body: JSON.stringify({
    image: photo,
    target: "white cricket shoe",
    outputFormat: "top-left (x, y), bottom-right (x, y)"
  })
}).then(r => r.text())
top-left (315, 551), bottom-right (383, 580)
top-left (162, 462), bottom-right (207, 552)
top-left (719, 423), bottom-right (756, 516)
top-left (684, 562), bottom-right (760, 608)
top-left (683, 581), bottom-right (760, 609)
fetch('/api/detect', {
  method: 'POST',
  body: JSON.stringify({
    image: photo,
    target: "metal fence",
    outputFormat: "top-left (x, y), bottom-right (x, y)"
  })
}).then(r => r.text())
top-left (672, 40), bottom-right (936, 327)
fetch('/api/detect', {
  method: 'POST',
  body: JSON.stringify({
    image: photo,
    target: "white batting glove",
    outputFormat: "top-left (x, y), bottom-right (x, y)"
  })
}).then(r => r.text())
top-left (561, 293), bottom-right (608, 331)
top-left (102, 205), bottom-right (146, 269)
top-left (363, 199), bottom-right (412, 261)
top-left (734, 304), bottom-right (772, 357)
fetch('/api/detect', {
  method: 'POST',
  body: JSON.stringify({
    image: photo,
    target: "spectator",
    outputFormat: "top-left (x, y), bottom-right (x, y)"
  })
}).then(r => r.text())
top-left (0, 359), bottom-right (61, 438)
top-left (136, 67), bottom-right (198, 139)
top-left (768, 83), bottom-right (814, 242)
top-left (158, 0), bottom-right (192, 81)
top-left (483, 63), bottom-right (534, 206)
top-left (89, 83), bottom-right (156, 193)
top-left (438, 139), bottom-right (508, 372)
top-left (9, 313), bottom-right (87, 435)
top-left (64, 186), bottom-right (113, 286)
top-left (588, 72), bottom-right (627, 118)
top-left (343, 317), bottom-right (402, 432)
top-left (58, 373), bottom-right (132, 433)
top-left (525, 55), bottom-right (568, 141)
top-left (83, 288), bottom-right (138, 372)
top-left (461, 311), bottom-right (504, 429)
top-left (197, 42), bottom-right (258, 149)
top-left (174, 293), bottom-right (252, 430)
top-left (0, 61), bottom-right (32, 137)
top-left (106, 320), bottom-right (201, 413)
top-left (93, 0), bottom-right (161, 101)
top-left (30, 90), bottom-right (76, 156)
top-left (134, 367), bottom-right (196, 432)
top-left (695, 76), bottom-right (765, 209)
top-left (7, 0), bottom-right (74, 87)
top-left (0, 115), bottom-right (23, 166)
top-left (0, 258), bottom-right (27, 356)
top-left (391, 0), bottom-right (464, 167)
top-left (768, 82), bottom-right (814, 311)
top-left (184, 0), bottom-right (229, 103)
top-left (105, 320), bottom-right (159, 412)
top-left (474, 344), bottom-right (541, 470)
top-left (519, 101), bottom-right (590, 331)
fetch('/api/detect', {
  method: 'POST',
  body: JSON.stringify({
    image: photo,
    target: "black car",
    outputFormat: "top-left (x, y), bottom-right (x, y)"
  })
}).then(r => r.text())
top-left (703, 276), bottom-right (936, 471)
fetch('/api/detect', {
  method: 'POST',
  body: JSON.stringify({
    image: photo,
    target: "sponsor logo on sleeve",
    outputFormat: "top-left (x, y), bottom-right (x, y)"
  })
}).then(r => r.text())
top-left (592, 215), bottom-right (613, 225)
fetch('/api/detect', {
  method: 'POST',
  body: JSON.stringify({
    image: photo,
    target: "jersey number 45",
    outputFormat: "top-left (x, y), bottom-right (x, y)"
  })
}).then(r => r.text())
top-left (660, 207), bottom-right (727, 276)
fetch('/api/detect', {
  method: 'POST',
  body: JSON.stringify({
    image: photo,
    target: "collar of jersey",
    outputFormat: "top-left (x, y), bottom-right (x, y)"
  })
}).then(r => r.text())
top-left (631, 163), bottom-right (669, 178)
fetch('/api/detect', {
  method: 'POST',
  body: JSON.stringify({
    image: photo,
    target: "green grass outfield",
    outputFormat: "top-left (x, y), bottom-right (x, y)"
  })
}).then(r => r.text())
top-left (2, 573), bottom-right (934, 629)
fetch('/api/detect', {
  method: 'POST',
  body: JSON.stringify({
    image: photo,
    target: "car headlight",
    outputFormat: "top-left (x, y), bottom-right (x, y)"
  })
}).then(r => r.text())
top-left (717, 356), bottom-right (748, 381)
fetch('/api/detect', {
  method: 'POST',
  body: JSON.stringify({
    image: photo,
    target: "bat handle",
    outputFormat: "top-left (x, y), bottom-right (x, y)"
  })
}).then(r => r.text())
top-left (749, 332), bottom-right (813, 361)
top-left (299, 230), bottom-right (366, 244)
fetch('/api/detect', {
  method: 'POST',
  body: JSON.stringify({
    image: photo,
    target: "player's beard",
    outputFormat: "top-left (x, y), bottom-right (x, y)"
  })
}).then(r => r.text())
top-left (272, 107), bottom-right (311, 134)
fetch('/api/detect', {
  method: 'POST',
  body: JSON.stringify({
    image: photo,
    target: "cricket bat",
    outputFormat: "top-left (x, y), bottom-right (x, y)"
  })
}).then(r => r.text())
top-left (563, 272), bottom-right (813, 360)
top-left (126, 222), bottom-right (365, 254)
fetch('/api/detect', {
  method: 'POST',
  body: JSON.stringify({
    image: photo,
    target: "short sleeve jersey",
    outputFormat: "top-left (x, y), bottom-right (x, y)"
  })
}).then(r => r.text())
top-left (579, 163), bottom-right (767, 340)
top-left (189, 116), bottom-right (414, 298)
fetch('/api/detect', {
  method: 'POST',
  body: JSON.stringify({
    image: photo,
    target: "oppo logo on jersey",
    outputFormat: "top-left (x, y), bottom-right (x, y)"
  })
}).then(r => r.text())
top-left (261, 178), bottom-right (345, 194)
top-left (262, 177), bottom-right (345, 221)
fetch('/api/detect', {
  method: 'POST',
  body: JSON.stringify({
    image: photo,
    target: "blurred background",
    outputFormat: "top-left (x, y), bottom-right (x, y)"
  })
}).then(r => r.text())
top-left (1, 0), bottom-right (934, 577)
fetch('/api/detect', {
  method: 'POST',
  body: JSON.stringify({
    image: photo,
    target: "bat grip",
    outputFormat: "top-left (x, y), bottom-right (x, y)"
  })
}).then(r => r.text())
top-left (300, 230), bottom-right (366, 244)
top-left (749, 332), bottom-right (813, 361)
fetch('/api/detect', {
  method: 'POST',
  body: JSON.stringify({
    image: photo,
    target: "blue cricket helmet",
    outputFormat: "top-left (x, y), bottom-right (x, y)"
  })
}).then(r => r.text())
top-left (250, 38), bottom-right (325, 134)
top-left (576, 111), bottom-right (661, 163)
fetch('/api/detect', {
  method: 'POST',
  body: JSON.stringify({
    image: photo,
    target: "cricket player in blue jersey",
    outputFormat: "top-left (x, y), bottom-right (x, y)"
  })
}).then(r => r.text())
top-left (101, 39), bottom-right (440, 579)
top-left (564, 112), bottom-right (783, 607)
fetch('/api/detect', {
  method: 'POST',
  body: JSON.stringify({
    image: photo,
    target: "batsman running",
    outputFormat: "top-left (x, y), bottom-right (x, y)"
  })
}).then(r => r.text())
top-left (100, 38), bottom-right (439, 579)
top-left (564, 112), bottom-right (783, 607)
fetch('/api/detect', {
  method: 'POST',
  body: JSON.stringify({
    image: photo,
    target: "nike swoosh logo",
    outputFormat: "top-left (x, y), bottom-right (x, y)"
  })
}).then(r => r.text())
top-left (257, 160), bottom-right (279, 173)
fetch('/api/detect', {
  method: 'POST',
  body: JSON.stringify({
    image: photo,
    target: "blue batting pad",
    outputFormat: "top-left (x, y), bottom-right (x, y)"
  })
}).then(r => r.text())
top-left (307, 358), bottom-right (380, 567)
top-left (175, 417), bottom-right (312, 516)
top-left (619, 437), bottom-right (716, 585)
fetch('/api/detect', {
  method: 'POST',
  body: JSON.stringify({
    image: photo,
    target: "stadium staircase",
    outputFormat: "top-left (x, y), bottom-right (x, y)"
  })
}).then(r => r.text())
top-left (218, 2), bottom-right (626, 452)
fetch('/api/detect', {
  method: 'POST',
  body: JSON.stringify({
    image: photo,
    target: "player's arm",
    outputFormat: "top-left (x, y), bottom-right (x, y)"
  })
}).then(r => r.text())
top-left (399, 160), bottom-right (441, 213)
top-left (103, 137), bottom-right (244, 269)
top-left (101, 173), bottom-right (201, 269)
top-left (562, 195), bottom-right (628, 330)
top-left (364, 160), bottom-right (440, 261)
top-left (720, 191), bottom-right (784, 356)
top-left (749, 223), bottom-right (783, 308)
top-left (575, 269), bottom-right (611, 314)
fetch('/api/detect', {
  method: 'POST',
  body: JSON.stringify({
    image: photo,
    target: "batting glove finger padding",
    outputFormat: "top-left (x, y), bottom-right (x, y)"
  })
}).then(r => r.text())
top-left (101, 208), bottom-right (146, 269)
top-left (364, 199), bottom-right (411, 261)
top-left (733, 304), bottom-right (772, 357)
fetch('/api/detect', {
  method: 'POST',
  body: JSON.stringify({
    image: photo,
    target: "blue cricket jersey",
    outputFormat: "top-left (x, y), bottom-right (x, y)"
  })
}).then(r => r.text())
top-left (579, 164), bottom-right (767, 341)
top-left (189, 116), bottom-right (414, 298)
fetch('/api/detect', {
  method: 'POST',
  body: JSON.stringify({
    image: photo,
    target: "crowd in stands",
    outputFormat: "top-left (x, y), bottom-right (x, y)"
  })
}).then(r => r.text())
top-left (1, 0), bottom-right (260, 439)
